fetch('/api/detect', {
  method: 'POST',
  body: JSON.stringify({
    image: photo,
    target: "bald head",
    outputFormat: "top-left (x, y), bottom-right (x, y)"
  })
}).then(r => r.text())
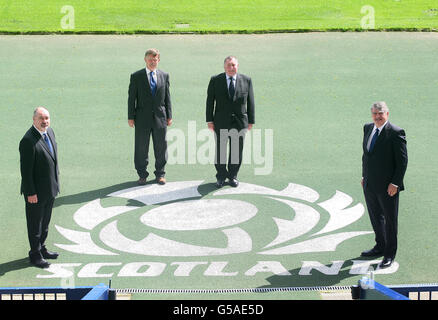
top-left (33, 107), bottom-right (51, 132)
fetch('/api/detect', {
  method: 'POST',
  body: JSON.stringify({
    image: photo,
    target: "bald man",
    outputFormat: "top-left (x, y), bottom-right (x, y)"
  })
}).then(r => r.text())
top-left (19, 107), bottom-right (60, 268)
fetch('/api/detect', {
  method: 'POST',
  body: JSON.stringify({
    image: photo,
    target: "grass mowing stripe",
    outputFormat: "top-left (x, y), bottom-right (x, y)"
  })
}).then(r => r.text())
top-left (0, 0), bottom-right (437, 33)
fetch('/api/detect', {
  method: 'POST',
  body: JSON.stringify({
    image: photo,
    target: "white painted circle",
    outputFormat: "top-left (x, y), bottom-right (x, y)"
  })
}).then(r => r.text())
top-left (140, 199), bottom-right (257, 230)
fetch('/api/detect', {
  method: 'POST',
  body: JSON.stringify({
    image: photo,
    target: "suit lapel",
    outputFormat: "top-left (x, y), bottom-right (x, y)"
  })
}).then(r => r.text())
top-left (46, 128), bottom-right (57, 161)
top-left (140, 69), bottom-right (152, 96)
top-left (364, 124), bottom-right (373, 152)
top-left (33, 126), bottom-right (56, 161)
top-left (155, 70), bottom-right (163, 96)
top-left (373, 122), bottom-right (390, 151)
top-left (224, 73), bottom-right (238, 101)
top-left (365, 122), bottom-right (390, 153)
top-left (220, 73), bottom-right (229, 99)
top-left (233, 74), bottom-right (242, 101)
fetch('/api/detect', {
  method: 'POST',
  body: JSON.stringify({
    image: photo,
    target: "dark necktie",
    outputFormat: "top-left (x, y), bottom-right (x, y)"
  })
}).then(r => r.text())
top-left (229, 77), bottom-right (235, 99)
top-left (150, 71), bottom-right (157, 96)
top-left (368, 128), bottom-right (379, 152)
top-left (43, 133), bottom-right (54, 155)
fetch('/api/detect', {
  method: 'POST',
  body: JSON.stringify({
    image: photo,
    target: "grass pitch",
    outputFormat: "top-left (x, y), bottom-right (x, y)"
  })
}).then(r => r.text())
top-left (0, 0), bottom-right (437, 33)
top-left (0, 0), bottom-right (437, 302)
top-left (1, 33), bottom-right (438, 300)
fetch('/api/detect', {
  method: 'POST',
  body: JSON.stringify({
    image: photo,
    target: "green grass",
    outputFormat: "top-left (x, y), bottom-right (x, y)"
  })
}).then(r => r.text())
top-left (0, 0), bottom-right (437, 33)
top-left (1, 33), bottom-right (438, 293)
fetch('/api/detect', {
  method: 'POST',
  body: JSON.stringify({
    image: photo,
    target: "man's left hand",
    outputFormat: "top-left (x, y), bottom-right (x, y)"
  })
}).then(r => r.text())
top-left (387, 184), bottom-right (398, 197)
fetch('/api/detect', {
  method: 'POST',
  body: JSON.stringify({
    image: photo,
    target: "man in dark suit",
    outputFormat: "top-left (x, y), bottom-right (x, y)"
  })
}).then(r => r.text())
top-left (19, 107), bottom-right (60, 268)
top-left (206, 56), bottom-right (255, 188)
top-left (128, 48), bottom-right (172, 185)
top-left (360, 101), bottom-right (408, 269)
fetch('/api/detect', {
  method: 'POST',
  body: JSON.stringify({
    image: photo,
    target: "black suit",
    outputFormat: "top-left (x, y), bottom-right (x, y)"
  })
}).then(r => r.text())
top-left (19, 126), bottom-right (59, 258)
top-left (362, 121), bottom-right (408, 259)
top-left (128, 68), bottom-right (172, 179)
top-left (206, 72), bottom-right (255, 180)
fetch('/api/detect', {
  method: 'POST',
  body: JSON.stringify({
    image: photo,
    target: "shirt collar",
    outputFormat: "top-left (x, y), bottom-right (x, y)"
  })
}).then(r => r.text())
top-left (146, 67), bottom-right (157, 75)
top-left (373, 120), bottom-right (388, 132)
top-left (33, 125), bottom-right (47, 136)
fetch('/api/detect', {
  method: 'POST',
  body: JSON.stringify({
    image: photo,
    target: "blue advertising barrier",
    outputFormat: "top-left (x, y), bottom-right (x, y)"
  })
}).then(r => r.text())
top-left (353, 277), bottom-right (438, 300)
top-left (0, 283), bottom-right (110, 300)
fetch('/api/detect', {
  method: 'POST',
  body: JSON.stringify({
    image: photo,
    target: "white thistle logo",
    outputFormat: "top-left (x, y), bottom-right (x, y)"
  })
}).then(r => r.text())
top-left (54, 181), bottom-right (372, 256)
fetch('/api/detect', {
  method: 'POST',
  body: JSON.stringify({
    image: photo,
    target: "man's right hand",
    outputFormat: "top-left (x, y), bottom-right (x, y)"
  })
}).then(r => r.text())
top-left (207, 122), bottom-right (214, 131)
top-left (128, 119), bottom-right (135, 127)
top-left (27, 194), bottom-right (38, 204)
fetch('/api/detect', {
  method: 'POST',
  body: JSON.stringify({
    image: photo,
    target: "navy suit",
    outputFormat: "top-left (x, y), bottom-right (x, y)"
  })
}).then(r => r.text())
top-left (128, 68), bottom-right (172, 179)
top-left (19, 126), bottom-right (59, 257)
top-left (362, 121), bottom-right (408, 259)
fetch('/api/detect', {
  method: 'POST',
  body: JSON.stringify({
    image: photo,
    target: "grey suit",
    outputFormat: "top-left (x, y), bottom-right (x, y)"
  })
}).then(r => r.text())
top-left (128, 68), bottom-right (172, 179)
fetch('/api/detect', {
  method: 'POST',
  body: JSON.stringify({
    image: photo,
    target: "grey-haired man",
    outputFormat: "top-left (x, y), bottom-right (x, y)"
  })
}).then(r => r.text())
top-left (360, 101), bottom-right (408, 269)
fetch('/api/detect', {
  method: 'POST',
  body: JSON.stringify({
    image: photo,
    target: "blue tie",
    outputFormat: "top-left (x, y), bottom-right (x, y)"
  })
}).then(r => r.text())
top-left (150, 71), bottom-right (157, 96)
top-left (368, 128), bottom-right (379, 152)
top-left (43, 133), bottom-right (54, 155)
top-left (229, 77), bottom-right (235, 99)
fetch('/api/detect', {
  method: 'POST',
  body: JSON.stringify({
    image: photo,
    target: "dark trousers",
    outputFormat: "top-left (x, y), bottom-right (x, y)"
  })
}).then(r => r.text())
top-left (134, 125), bottom-right (167, 179)
top-left (25, 197), bottom-right (55, 256)
top-left (214, 127), bottom-right (246, 180)
top-left (363, 186), bottom-right (399, 259)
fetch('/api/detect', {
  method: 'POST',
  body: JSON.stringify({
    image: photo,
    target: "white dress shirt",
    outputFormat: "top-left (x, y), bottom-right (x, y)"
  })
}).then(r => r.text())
top-left (146, 67), bottom-right (157, 86)
top-left (33, 124), bottom-right (47, 136)
top-left (366, 120), bottom-right (388, 151)
top-left (227, 74), bottom-right (236, 90)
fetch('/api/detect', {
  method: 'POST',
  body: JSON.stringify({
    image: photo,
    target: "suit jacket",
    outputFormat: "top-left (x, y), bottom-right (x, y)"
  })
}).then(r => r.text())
top-left (206, 72), bottom-right (255, 131)
top-left (128, 68), bottom-right (172, 129)
top-left (19, 126), bottom-right (59, 201)
top-left (362, 121), bottom-right (408, 194)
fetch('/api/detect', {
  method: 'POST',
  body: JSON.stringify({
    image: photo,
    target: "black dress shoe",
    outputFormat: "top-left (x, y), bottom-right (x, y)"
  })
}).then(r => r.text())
top-left (361, 248), bottom-right (384, 257)
top-left (138, 178), bottom-right (147, 185)
top-left (41, 248), bottom-right (59, 260)
top-left (228, 178), bottom-right (239, 188)
top-left (379, 257), bottom-right (394, 269)
top-left (29, 253), bottom-right (50, 269)
top-left (31, 258), bottom-right (50, 269)
top-left (216, 179), bottom-right (226, 188)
